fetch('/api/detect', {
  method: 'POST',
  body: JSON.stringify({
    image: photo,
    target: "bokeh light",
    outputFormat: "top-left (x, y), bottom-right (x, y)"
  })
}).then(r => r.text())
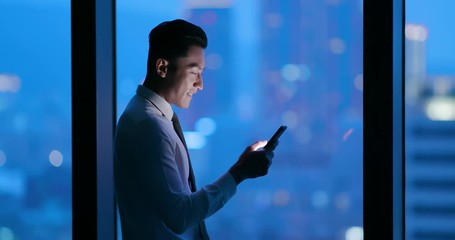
top-left (424, 96), bottom-right (455, 121)
top-left (0, 74), bottom-right (21, 93)
top-left (205, 53), bottom-right (223, 70)
top-left (184, 131), bottom-right (206, 149)
top-left (354, 74), bottom-right (363, 91)
top-left (342, 128), bottom-right (354, 141)
top-left (200, 11), bottom-right (218, 26)
top-left (195, 117), bottom-right (217, 136)
top-left (282, 110), bottom-right (299, 129)
top-left (273, 189), bottom-right (291, 207)
top-left (334, 192), bottom-right (351, 211)
top-left (329, 38), bottom-right (346, 54)
top-left (405, 24), bottom-right (428, 42)
top-left (49, 150), bottom-right (64, 167)
top-left (345, 226), bottom-right (363, 240)
top-left (281, 64), bottom-right (301, 82)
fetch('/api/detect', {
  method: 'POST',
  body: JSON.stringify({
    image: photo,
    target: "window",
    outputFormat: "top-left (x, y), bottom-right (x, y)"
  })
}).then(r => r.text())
top-left (0, 1), bottom-right (72, 239)
top-left (116, 1), bottom-right (363, 239)
top-left (405, 0), bottom-right (455, 239)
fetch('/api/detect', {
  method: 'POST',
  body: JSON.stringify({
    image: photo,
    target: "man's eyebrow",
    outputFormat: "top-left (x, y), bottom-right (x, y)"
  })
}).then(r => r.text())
top-left (186, 63), bottom-right (205, 70)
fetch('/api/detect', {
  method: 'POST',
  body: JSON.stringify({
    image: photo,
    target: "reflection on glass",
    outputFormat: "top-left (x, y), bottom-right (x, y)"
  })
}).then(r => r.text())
top-left (0, 1), bottom-right (72, 239)
top-left (406, 0), bottom-right (455, 239)
top-left (116, 0), bottom-right (363, 239)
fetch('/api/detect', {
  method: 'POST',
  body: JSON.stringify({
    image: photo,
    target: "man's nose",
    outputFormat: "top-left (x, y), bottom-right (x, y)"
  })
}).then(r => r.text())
top-left (195, 74), bottom-right (203, 90)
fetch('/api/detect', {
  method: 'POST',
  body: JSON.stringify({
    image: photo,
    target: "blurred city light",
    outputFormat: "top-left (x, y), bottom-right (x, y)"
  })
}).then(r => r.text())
top-left (195, 117), bottom-right (217, 136)
top-left (0, 74), bottom-right (21, 93)
top-left (273, 189), bottom-right (291, 207)
top-left (354, 74), bottom-right (363, 91)
top-left (184, 131), bottom-right (206, 149)
top-left (281, 64), bottom-right (301, 82)
top-left (278, 85), bottom-right (297, 100)
top-left (49, 150), bottom-right (64, 167)
top-left (329, 38), bottom-right (346, 54)
top-left (279, 63), bottom-right (311, 83)
top-left (424, 96), bottom-right (455, 121)
top-left (200, 10), bottom-right (217, 25)
top-left (342, 128), bottom-right (354, 141)
top-left (205, 53), bottom-right (223, 70)
top-left (405, 24), bottom-right (428, 42)
top-left (334, 192), bottom-right (350, 210)
top-left (345, 226), bottom-right (363, 240)
top-left (282, 110), bottom-right (299, 129)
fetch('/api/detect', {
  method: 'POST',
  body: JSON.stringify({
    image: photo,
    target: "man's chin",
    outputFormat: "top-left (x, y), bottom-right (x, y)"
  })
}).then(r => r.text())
top-left (175, 102), bottom-right (191, 109)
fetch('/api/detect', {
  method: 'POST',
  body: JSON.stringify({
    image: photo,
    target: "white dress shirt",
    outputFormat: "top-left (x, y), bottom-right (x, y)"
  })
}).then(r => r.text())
top-left (114, 85), bottom-right (237, 239)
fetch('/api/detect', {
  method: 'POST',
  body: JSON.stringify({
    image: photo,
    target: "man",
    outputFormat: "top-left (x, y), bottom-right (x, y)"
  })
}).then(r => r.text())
top-left (114, 19), bottom-right (278, 240)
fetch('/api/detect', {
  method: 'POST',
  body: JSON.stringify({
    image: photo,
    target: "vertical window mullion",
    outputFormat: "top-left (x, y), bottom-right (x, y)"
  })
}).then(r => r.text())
top-left (363, 0), bottom-right (404, 239)
top-left (72, 0), bottom-right (116, 238)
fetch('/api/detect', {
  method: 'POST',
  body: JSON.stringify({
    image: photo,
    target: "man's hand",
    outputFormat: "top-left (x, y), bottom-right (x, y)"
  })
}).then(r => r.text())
top-left (228, 140), bottom-right (279, 185)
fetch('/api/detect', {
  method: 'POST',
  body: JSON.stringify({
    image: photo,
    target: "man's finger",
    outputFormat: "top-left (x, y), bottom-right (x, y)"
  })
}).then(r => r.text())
top-left (251, 141), bottom-right (267, 151)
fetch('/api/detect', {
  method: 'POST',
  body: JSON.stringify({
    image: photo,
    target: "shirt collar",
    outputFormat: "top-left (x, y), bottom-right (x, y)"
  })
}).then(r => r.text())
top-left (136, 85), bottom-right (173, 121)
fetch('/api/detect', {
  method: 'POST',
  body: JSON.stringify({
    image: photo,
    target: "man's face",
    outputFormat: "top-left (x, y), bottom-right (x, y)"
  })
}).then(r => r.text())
top-left (165, 45), bottom-right (205, 108)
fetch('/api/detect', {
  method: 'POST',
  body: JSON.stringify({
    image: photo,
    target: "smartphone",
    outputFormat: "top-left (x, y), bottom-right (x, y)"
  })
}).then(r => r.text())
top-left (264, 125), bottom-right (287, 150)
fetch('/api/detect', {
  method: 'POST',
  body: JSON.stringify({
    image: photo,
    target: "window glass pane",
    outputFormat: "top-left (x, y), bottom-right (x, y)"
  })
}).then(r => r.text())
top-left (0, 1), bottom-right (72, 239)
top-left (405, 0), bottom-right (455, 239)
top-left (116, 1), bottom-right (363, 239)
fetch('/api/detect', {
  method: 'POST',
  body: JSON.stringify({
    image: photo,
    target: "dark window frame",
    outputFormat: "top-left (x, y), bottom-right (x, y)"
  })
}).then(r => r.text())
top-left (71, 0), bottom-right (116, 239)
top-left (364, 0), bottom-right (405, 239)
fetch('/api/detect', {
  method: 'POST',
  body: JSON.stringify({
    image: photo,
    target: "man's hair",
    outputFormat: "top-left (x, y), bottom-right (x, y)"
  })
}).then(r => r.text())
top-left (145, 19), bottom-right (208, 82)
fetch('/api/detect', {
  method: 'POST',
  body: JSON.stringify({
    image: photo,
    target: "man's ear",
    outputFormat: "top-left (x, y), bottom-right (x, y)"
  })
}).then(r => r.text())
top-left (156, 58), bottom-right (169, 78)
